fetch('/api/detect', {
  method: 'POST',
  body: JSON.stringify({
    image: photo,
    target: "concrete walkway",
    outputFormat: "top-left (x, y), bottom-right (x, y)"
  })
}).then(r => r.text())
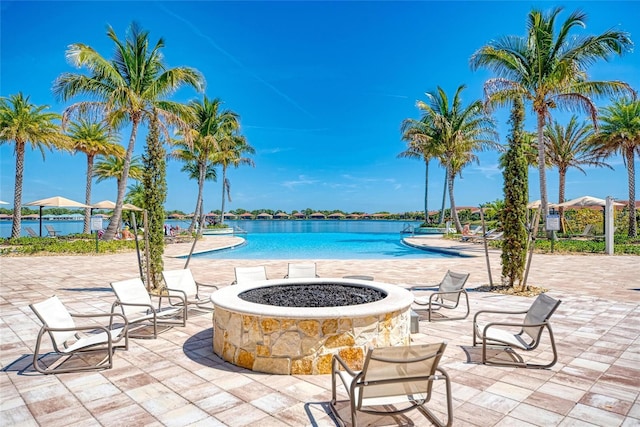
top-left (1, 236), bottom-right (638, 426)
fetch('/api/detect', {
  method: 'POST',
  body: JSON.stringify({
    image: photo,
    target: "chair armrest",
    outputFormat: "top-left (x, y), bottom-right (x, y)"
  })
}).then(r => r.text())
top-left (409, 286), bottom-right (438, 291)
top-left (195, 281), bottom-right (219, 290)
top-left (482, 320), bottom-right (547, 331)
top-left (332, 354), bottom-right (358, 377)
top-left (473, 308), bottom-right (528, 323)
top-left (70, 312), bottom-right (128, 327)
top-left (71, 312), bottom-right (127, 321)
top-left (44, 324), bottom-right (111, 334)
top-left (162, 288), bottom-right (188, 305)
top-left (155, 292), bottom-right (186, 308)
top-left (430, 289), bottom-right (466, 297)
top-left (112, 300), bottom-right (156, 312)
top-left (164, 287), bottom-right (187, 298)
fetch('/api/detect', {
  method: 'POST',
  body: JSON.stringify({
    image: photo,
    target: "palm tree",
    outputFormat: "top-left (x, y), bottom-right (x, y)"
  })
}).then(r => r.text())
top-left (52, 22), bottom-right (205, 240)
top-left (589, 97), bottom-right (640, 237)
top-left (67, 117), bottom-right (123, 233)
top-left (415, 86), bottom-right (497, 232)
top-left (175, 160), bottom-right (217, 230)
top-left (470, 7), bottom-right (634, 224)
top-left (544, 116), bottom-right (612, 230)
top-left (214, 133), bottom-right (255, 224)
top-left (399, 114), bottom-right (444, 223)
top-left (170, 97), bottom-right (238, 231)
top-left (94, 155), bottom-right (143, 197)
top-left (0, 93), bottom-right (70, 238)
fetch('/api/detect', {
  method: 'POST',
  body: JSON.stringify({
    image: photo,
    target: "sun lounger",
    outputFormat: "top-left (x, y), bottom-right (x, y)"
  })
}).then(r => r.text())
top-left (45, 224), bottom-right (60, 237)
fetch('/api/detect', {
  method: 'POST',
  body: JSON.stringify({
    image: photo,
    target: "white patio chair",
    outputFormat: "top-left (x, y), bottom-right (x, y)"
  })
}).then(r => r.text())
top-left (233, 266), bottom-right (268, 285)
top-left (284, 262), bottom-right (319, 278)
top-left (161, 268), bottom-right (218, 319)
top-left (110, 278), bottom-right (185, 338)
top-left (29, 295), bottom-right (129, 374)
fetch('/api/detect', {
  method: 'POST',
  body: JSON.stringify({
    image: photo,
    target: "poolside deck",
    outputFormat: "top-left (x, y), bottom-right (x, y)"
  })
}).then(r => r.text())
top-left (1, 237), bottom-right (638, 426)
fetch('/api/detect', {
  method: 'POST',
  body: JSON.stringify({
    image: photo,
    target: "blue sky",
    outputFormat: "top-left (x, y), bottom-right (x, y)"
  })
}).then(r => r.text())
top-left (1, 1), bottom-right (639, 214)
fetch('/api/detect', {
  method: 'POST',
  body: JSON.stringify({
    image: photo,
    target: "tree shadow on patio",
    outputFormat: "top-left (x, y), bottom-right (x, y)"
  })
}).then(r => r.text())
top-left (182, 327), bottom-right (230, 369)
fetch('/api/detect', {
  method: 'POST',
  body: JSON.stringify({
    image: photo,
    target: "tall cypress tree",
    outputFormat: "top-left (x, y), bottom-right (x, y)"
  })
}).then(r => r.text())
top-left (142, 111), bottom-right (166, 291)
top-left (501, 97), bottom-right (529, 288)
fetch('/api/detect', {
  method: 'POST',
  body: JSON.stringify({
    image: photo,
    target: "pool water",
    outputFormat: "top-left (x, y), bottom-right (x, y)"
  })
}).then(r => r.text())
top-left (193, 231), bottom-right (451, 260)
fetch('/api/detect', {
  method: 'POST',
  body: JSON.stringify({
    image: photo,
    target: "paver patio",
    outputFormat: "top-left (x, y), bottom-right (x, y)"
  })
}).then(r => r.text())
top-left (1, 236), bottom-right (638, 426)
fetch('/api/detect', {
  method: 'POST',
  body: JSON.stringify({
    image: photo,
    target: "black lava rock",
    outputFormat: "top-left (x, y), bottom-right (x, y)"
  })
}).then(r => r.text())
top-left (239, 284), bottom-right (386, 307)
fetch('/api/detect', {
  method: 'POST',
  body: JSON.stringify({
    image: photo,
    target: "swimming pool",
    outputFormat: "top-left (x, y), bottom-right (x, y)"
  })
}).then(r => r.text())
top-left (194, 232), bottom-right (449, 259)
top-left (193, 222), bottom-right (453, 260)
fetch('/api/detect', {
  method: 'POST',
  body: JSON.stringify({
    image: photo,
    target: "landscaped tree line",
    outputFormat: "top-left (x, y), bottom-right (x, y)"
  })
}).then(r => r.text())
top-left (1, 22), bottom-right (255, 287)
top-left (399, 5), bottom-right (638, 276)
top-left (1, 4), bottom-right (638, 279)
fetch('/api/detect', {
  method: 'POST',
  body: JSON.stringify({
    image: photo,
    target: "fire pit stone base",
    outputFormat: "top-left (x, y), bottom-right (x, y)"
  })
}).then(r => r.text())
top-left (211, 278), bottom-right (413, 375)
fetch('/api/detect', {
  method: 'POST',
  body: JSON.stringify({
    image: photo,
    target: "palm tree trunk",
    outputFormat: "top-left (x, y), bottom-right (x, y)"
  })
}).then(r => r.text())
top-left (83, 154), bottom-right (94, 234)
top-left (558, 168), bottom-right (566, 233)
top-left (11, 141), bottom-right (25, 239)
top-left (104, 116), bottom-right (140, 240)
top-left (448, 169), bottom-right (462, 232)
top-left (423, 159), bottom-right (429, 222)
top-left (439, 167), bottom-right (448, 224)
top-left (189, 197), bottom-right (200, 233)
top-left (626, 148), bottom-right (637, 237)
top-left (537, 113), bottom-right (549, 229)
top-left (189, 161), bottom-right (206, 232)
top-left (220, 166), bottom-right (227, 225)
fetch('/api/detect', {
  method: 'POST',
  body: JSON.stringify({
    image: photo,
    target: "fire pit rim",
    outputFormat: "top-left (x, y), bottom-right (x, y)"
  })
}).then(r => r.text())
top-left (210, 277), bottom-right (413, 318)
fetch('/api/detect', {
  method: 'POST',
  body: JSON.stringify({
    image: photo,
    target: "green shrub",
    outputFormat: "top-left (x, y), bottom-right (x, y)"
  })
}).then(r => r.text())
top-left (0, 237), bottom-right (138, 255)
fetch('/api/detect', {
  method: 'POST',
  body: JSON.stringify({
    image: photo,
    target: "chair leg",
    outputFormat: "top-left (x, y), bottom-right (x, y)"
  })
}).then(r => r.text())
top-left (481, 326), bottom-right (558, 369)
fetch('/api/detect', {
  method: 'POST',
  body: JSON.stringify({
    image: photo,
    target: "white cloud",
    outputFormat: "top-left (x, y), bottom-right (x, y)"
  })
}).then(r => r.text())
top-left (282, 175), bottom-right (319, 189)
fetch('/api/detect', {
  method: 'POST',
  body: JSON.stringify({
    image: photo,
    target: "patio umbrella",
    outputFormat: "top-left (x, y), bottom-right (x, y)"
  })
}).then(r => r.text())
top-left (91, 200), bottom-right (116, 209)
top-left (123, 203), bottom-right (143, 211)
top-left (556, 195), bottom-right (624, 208)
top-left (556, 196), bottom-right (624, 237)
top-left (92, 200), bottom-right (142, 211)
top-left (527, 200), bottom-right (558, 209)
top-left (0, 200), bottom-right (9, 205)
top-left (25, 196), bottom-right (91, 236)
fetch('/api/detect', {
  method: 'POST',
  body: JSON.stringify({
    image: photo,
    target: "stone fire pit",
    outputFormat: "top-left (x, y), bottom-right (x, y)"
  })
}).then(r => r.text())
top-left (210, 278), bottom-right (413, 375)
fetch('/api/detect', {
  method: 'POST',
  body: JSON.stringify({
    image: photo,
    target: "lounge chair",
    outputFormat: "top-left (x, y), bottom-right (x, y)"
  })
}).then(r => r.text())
top-left (473, 293), bottom-right (562, 368)
top-left (564, 224), bottom-right (597, 240)
top-left (25, 226), bottom-right (38, 237)
top-left (233, 266), bottom-right (268, 285)
top-left (331, 342), bottom-right (452, 427)
top-left (410, 271), bottom-right (471, 322)
top-left (29, 295), bottom-right (129, 374)
top-left (284, 263), bottom-right (319, 278)
top-left (460, 225), bottom-right (483, 241)
top-left (110, 278), bottom-right (186, 338)
top-left (161, 269), bottom-right (218, 319)
top-left (45, 224), bottom-right (60, 237)
top-left (470, 230), bottom-right (503, 244)
top-left (464, 228), bottom-right (495, 242)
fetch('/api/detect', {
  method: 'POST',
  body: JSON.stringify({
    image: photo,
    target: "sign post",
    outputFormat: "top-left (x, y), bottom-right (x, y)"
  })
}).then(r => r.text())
top-left (546, 213), bottom-right (560, 253)
top-left (90, 216), bottom-right (103, 253)
top-left (605, 196), bottom-right (615, 255)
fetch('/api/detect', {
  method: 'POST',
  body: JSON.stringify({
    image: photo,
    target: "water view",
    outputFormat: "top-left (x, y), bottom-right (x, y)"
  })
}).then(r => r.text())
top-left (193, 220), bottom-right (451, 260)
top-left (1, 218), bottom-right (454, 259)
